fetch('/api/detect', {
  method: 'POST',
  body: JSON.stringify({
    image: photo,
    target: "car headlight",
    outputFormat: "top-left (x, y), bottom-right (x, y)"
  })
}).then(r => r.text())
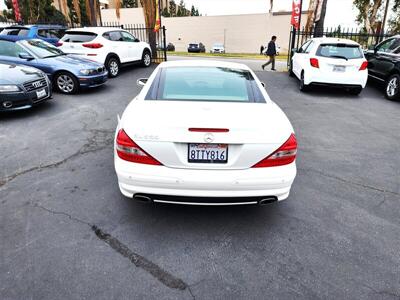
top-left (0, 85), bottom-right (20, 92)
top-left (79, 69), bottom-right (97, 76)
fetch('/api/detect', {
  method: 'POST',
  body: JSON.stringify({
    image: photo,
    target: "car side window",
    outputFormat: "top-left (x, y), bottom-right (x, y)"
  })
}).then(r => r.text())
top-left (121, 31), bottom-right (136, 42)
top-left (38, 29), bottom-right (48, 38)
top-left (298, 40), bottom-right (311, 53)
top-left (0, 40), bottom-right (26, 57)
top-left (377, 38), bottom-right (397, 53)
top-left (304, 41), bottom-right (314, 54)
top-left (109, 31), bottom-right (123, 42)
top-left (389, 39), bottom-right (400, 54)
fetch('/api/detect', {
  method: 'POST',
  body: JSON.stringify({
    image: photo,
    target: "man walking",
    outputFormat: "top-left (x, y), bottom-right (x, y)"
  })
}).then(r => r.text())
top-left (262, 36), bottom-right (277, 71)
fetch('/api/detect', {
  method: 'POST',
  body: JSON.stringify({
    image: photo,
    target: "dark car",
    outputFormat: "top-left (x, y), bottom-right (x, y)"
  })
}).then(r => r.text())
top-left (188, 42), bottom-right (206, 53)
top-left (0, 36), bottom-right (108, 94)
top-left (157, 42), bottom-right (175, 51)
top-left (0, 24), bottom-right (67, 46)
top-left (365, 35), bottom-right (400, 100)
top-left (0, 62), bottom-right (52, 111)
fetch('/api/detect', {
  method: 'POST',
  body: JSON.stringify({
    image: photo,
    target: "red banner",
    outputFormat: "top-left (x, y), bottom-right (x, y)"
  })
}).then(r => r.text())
top-left (12, 0), bottom-right (22, 22)
top-left (291, 0), bottom-right (301, 29)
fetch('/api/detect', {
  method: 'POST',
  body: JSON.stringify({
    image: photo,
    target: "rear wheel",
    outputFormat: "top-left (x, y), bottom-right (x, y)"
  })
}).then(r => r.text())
top-left (385, 74), bottom-right (400, 100)
top-left (106, 56), bottom-right (120, 78)
top-left (299, 71), bottom-right (309, 92)
top-left (141, 50), bottom-right (151, 67)
top-left (54, 72), bottom-right (78, 94)
top-left (349, 87), bottom-right (363, 95)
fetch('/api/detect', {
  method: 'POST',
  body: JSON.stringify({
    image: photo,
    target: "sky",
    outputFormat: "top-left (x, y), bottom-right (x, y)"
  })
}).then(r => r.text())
top-left (0, 0), bottom-right (385, 29)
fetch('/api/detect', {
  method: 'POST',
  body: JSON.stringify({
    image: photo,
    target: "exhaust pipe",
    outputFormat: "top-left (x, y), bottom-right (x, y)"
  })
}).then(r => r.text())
top-left (258, 197), bottom-right (278, 206)
top-left (133, 194), bottom-right (152, 203)
top-left (3, 101), bottom-right (12, 108)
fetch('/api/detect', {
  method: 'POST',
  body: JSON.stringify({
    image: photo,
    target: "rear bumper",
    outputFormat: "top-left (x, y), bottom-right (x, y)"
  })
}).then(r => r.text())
top-left (115, 156), bottom-right (296, 205)
top-left (306, 70), bottom-right (368, 88)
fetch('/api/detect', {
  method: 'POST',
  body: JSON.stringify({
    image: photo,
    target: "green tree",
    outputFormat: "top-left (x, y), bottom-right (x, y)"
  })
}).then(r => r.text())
top-left (122, 0), bottom-right (138, 8)
top-left (353, 0), bottom-right (400, 33)
top-left (194, 8), bottom-right (199, 16)
top-left (190, 4), bottom-right (195, 16)
top-left (177, 0), bottom-right (185, 17)
top-left (161, 7), bottom-right (170, 17)
top-left (169, 0), bottom-right (176, 17)
top-left (3, 0), bottom-right (67, 24)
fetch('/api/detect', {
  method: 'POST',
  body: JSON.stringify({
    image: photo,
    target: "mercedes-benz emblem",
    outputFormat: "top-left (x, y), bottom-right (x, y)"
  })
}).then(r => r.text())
top-left (204, 133), bottom-right (214, 143)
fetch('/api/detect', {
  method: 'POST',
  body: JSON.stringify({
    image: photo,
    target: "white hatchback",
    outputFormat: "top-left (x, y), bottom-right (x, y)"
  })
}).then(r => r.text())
top-left (58, 27), bottom-right (152, 77)
top-left (114, 60), bottom-right (297, 206)
top-left (290, 37), bottom-right (368, 94)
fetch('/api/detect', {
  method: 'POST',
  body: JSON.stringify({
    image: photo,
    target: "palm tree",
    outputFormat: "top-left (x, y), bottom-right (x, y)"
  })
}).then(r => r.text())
top-left (140, 0), bottom-right (157, 56)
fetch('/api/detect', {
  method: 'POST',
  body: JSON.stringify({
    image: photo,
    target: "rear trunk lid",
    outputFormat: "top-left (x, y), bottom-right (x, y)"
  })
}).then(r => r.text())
top-left (120, 100), bottom-right (293, 169)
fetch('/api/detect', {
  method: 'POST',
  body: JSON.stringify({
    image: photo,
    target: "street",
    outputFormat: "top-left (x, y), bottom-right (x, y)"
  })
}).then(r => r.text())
top-left (1, 59), bottom-right (399, 300)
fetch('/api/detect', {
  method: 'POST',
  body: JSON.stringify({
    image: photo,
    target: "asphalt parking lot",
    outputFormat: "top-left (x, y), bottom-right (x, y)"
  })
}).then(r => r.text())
top-left (1, 58), bottom-right (399, 300)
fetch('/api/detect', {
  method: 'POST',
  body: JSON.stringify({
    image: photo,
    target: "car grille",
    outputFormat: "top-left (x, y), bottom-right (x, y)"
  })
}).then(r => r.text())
top-left (23, 77), bottom-right (48, 92)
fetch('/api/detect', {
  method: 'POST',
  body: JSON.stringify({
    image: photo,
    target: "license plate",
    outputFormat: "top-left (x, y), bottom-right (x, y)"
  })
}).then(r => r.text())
top-left (36, 89), bottom-right (46, 99)
top-left (188, 143), bottom-right (228, 163)
top-left (333, 65), bottom-right (346, 72)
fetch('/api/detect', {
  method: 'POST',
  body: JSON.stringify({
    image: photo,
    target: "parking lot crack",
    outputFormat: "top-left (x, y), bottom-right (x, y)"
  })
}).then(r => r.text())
top-left (92, 225), bottom-right (189, 291)
top-left (299, 168), bottom-right (400, 197)
top-left (32, 203), bottom-right (191, 293)
top-left (0, 129), bottom-right (114, 188)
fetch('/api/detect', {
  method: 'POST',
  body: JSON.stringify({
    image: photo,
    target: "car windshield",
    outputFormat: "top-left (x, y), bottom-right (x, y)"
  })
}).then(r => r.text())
top-left (189, 44), bottom-right (199, 47)
top-left (2, 27), bottom-right (30, 36)
top-left (214, 44), bottom-right (223, 47)
top-left (20, 39), bottom-right (65, 58)
top-left (149, 66), bottom-right (265, 103)
top-left (316, 43), bottom-right (363, 60)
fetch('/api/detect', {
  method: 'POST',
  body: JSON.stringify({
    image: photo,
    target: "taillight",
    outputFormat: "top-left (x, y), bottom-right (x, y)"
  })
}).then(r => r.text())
top-left (359, 61), bottom-right (368, 71)
top-left (116, 129), bottom-right (162, 165)
top-left (252, 134), bottom-right (297, 168)
top-left (55, 41), bottom-right (63, 47)
top-left (310, 58), bottom-right (319, 68)
top-left (82, 43), bottom-right (103, 49)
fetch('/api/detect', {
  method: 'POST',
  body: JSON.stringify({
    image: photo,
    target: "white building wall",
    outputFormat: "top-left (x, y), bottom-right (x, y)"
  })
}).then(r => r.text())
top-left (101, 8), bottom-right (306, 53)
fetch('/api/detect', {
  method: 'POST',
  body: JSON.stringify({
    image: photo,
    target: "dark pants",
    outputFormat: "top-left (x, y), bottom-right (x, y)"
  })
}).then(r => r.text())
top-left (262, 55), bottom-right (276, 69)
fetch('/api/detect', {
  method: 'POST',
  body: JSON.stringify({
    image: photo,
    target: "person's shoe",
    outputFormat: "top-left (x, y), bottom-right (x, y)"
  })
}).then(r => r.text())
top-left (262, 65), bottom-right (265, 70)
top-left (271, 68), bottom-right (276, 71)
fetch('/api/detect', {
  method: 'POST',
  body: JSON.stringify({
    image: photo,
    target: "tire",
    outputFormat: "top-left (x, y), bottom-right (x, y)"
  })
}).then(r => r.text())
top-left (106, 56), bottom-right (120, 78)
top-left (141, 50), bottom-right (151, 67)
top-left (54, 72), bottom-right (78, 94)
top-left (384, 74), bottom-right (400, 100)
top-left (299, 71), bottom-right (309, 92)
top-left (349, 87), bottom-right (363, 95)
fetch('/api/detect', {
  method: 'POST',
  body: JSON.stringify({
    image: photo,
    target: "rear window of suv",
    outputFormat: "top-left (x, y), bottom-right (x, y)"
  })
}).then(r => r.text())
top-left (2, 27), bottom-right (30, 36)
top-left (316, 43), bottom-right (363, 60)
top-left (61, 31), bottom-right (97, 43)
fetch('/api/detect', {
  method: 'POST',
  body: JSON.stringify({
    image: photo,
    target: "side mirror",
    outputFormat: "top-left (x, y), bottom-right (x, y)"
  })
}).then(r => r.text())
top-left (19, 52), bottom-right (34, 60)
top-left (137, 78), bottom-right (148, 87)
top-left (291, 48), bottom-right (298, 53)
top-left (134, 38), bottom-right (140, 42)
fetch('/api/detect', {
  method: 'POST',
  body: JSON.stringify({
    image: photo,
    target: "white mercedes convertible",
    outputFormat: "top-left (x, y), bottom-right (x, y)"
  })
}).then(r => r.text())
top-left (114, 60), bottom-right (297, 206)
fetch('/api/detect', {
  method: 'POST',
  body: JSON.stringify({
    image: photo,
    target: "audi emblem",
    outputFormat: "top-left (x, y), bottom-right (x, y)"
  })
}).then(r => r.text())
top-left (32, 81), bottom-right (43, 88)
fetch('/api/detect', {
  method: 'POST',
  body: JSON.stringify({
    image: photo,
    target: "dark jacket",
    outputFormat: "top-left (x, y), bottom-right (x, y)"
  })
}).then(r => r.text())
top-left (266, 40), bottom-right (276, 56)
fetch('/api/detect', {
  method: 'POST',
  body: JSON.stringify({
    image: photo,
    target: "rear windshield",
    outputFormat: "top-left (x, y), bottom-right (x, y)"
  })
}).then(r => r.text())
top-left (2, 27), bottom-right (30, 36)
top-left (60, 31), bottom-right (97, 43)
top-left (189, 44), bottom-right (199, 47)
top-left (146, 67), bottom-right (265, 103)
top-left (316, 43), bottom-right (363, 59)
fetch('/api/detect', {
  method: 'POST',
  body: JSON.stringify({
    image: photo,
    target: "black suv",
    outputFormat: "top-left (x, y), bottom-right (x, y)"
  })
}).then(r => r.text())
top-left (365, 35), bottom-right (400, 100)
top-left (188, 42), bottom-right (206, 53)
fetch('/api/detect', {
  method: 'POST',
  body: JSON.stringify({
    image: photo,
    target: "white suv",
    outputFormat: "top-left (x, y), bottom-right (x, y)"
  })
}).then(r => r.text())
top-left (290, 37), bottom-right (368, 95)
top-left (58, 27), bottom-right (152, 77)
